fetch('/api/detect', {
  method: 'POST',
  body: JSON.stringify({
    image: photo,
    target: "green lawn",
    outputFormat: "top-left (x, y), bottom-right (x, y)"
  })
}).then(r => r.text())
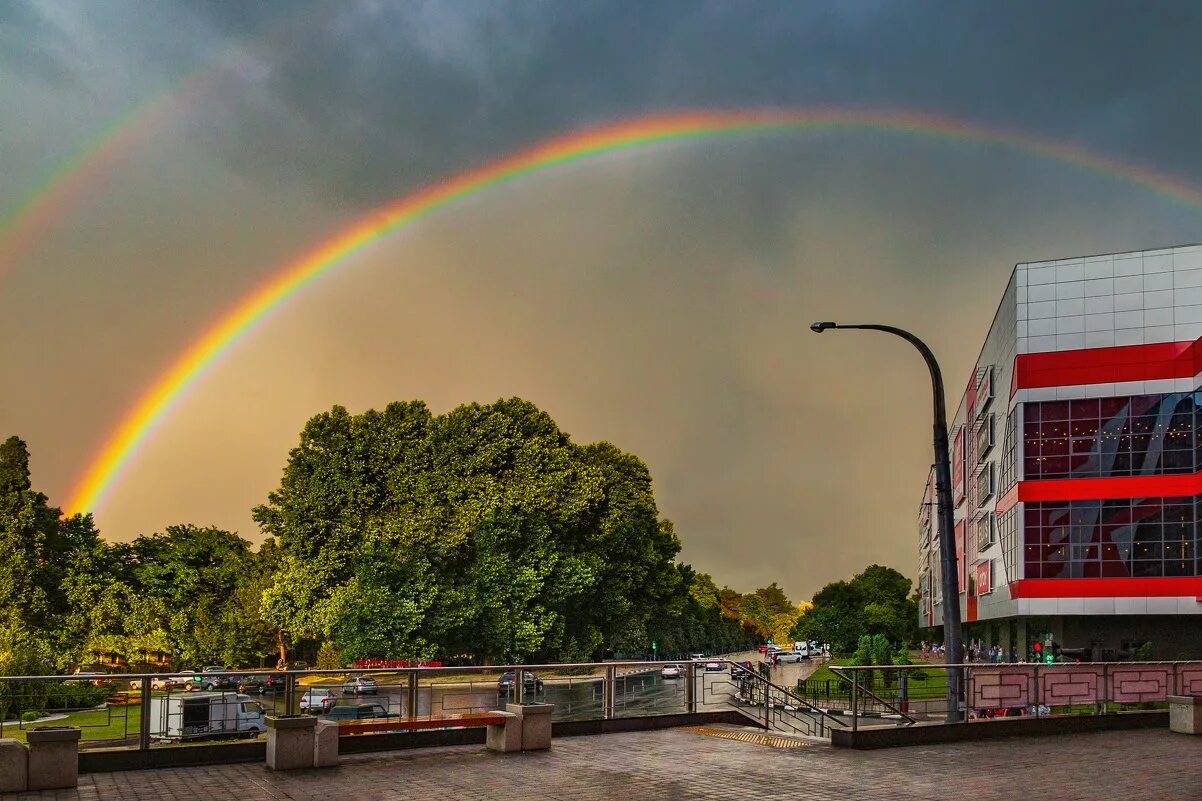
top-left (0, 705), bottom-right (139, 745)
top-left (799, 660), bottom-right (952, 701)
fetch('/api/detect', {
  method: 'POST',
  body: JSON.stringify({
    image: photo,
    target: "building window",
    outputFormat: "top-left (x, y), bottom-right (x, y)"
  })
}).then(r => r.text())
top-left (1023, 393), bottom-right (1199, 481)
top-left (1000, 408), bottom-right (1017, 492)
top-left (999, 507), bottom-right (1019, 581)
top-left (976, 414), bottom-right (994, 462)
top-left (976, 463), bottom-right (994, 502)
top-left (1024, 496), bottom-right (1201, 578)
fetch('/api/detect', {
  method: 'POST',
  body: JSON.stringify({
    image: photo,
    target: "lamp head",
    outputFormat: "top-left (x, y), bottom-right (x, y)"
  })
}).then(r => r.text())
top-left (810, 321), bottom-right (837, 333)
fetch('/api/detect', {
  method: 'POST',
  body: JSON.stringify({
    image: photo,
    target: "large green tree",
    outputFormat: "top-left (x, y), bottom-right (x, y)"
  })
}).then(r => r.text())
top-left (0, 436), bottom-right (107, 670)
top-left (257, 399), bottom-right (685, 663)
top-left (793, 564), bottom-right (918, 654)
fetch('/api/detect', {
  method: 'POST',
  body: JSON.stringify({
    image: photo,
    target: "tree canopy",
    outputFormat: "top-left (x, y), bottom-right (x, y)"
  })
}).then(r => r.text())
top-left (0, 398), bottom-right (794, 672)
top-left (256, 399), bottom-right (729, 663)
top-left (792, 564), bottom-right (918, 653)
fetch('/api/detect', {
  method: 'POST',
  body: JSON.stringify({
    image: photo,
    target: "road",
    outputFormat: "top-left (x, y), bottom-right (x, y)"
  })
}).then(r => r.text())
top-left (274, 652), bottom-right (827, 721)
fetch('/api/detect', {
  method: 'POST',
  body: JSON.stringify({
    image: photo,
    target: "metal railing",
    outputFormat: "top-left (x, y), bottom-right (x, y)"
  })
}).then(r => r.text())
top-left (0, 658), bottom-right (745, 752)
top-left (821, 661), bottom-right (1202, 731)
top-left (715, 662), bottom-right (847, 737)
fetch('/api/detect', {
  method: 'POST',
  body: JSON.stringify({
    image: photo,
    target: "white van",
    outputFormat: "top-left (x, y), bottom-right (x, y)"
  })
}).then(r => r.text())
top-left (149, 692), bottom-right (267, 741)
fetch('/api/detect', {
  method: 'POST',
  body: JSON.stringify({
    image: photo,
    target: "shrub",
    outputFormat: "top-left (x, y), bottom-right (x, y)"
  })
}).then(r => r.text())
top-left (315, 643), bottom-right (342, 671)
top-left (20, 710), bottom-right (42, 723)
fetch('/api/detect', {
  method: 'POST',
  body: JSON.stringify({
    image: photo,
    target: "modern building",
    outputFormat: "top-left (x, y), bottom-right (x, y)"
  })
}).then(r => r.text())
top-left (917, 244), bottom-right (1202, 660)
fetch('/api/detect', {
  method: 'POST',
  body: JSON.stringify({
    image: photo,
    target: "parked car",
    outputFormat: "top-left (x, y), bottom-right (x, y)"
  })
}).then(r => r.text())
top-left (777, 650), bottom-right (809, 664)
top-left (300, 688), bottom-right (336, 713)
top-left (178, 667), bottom-right (232, 691)
top-left (130, 676), bottom-right (178, 692)
top-left (238, 674), bottom-right (285, 695)
top-left (704, 660), bottom-right (724, 672)
top-left (660, 664), bottom-right (683, 679)
top-left (341, 676), bottom-right (379, 695)
top-left (689, 653), bottom-right (706, 660)
top-left (325, 703), bottom-right (390, 721)
top-left (497, 672), bottom-right (544, 695)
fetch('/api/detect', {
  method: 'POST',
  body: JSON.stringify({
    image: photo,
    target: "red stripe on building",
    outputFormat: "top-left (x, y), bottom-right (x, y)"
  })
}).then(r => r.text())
top-left (1018, 472), bottom-right (1202, 502)
top-left (994, 483), bottom-right (1020, 514)
top-left (1014, 338), bottom-right (1201, 390)
top-left (1009, 577), bottom-right (1202, 599)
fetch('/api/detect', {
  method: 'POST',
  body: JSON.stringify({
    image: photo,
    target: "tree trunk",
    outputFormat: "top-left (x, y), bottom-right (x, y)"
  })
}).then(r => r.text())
top-left (276, 629), bottom-right (288, 666)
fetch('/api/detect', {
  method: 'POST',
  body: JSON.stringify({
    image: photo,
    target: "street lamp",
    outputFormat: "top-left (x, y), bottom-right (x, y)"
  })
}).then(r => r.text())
top-left (810, 321), bottom-right (963, 723)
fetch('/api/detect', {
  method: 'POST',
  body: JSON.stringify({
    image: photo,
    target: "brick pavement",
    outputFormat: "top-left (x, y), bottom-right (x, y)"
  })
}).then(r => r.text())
top-left (4, 726), bottom-right (1201, 801)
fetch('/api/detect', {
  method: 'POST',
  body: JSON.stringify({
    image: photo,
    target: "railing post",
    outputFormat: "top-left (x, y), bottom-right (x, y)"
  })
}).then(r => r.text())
top-left (763, 676), bottom-right (771, 729)
top-left (515, 668), bottom-right (526, 706)
top-left (139, 676), bottom-right (152, 751)
top-left (407, 670), bottom-right (418, 716)
top-left (283, 672), bottom-right (295, 716)
top-left (962, 665), bottom-right (970, 723)
top-left (1033, 663), bottom-right (1041, 718)
top-left (850, 670), bottom-right (859, 733)
top-left (685, 663), bottom-right (696, 714)
top-left (603, 665), bottom-right (616, 719)
top-left (1100, 664), bottom-right (1109, 715)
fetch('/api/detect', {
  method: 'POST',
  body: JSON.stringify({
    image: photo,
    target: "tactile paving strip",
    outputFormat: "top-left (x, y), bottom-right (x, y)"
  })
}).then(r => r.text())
top-left (681, 726), bottom-right (809, 749)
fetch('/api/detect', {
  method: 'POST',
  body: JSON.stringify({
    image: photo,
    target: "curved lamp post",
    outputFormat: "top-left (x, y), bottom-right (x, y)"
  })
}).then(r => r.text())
top-left (810, 321), bottom-right (962, 722)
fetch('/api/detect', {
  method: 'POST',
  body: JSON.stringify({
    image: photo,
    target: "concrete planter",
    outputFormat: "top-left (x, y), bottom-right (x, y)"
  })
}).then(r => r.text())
top-left (313, 719), bottom-right (340, 767)
top-left (265, 715), bottom-right (317, 770)
top-left (1168, 695), bottom-right (1202, 734)
top-left (26, 726), bottom-right (81, 790)
top-left (507, 703), bottom-right (554, 751)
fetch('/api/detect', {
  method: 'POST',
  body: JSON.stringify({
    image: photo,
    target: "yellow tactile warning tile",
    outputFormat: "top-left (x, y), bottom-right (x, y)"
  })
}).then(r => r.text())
top-left (681, 726), bottom-right (809, 749)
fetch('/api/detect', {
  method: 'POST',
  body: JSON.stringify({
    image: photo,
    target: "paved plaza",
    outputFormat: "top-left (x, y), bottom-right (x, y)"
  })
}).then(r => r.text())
top-left (6, 726), bottom-right (1201, 801)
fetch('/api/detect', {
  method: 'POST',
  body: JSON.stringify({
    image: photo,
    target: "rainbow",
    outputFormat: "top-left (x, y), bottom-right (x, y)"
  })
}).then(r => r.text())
top-left (0, 94), bottom-right (178, 277)
top-left (62, 107), bottom-right (1202, 517)
top-left (0, 0), bottom-right (331, 281)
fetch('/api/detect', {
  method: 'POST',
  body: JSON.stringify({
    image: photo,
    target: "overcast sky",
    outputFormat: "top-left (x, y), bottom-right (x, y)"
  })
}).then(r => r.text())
top-left (3, 1), bottom-right (1202, 601)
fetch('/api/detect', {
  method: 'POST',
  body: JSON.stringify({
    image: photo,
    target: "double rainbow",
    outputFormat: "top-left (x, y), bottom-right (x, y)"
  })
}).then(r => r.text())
top-left (62, 108), bottom-right (1202, 517)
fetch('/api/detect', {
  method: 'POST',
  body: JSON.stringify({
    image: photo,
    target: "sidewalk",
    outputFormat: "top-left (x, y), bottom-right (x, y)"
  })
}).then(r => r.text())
top-left (14, 723), bottom-right (1197, 801)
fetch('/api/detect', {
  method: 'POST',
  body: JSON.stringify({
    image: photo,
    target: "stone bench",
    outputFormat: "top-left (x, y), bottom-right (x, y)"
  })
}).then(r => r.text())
top-left (1168, 695), bottom-right (1202, 734)
top-left (338, 710), bottom-right (523, 753)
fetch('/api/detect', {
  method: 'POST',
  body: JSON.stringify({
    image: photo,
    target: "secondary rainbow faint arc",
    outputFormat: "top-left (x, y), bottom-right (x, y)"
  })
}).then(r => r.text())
top-left (62, 107), bottom-right (1202, 518)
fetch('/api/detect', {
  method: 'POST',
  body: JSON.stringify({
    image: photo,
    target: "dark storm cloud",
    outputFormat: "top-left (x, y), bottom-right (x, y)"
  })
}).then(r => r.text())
top-left (0, 1), bottom-right (78, 85)
top-left (175, 0), bottom-right (1202, 205)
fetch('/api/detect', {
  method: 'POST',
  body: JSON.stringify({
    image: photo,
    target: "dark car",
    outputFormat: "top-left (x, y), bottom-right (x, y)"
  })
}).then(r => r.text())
top-left (498, 672), bottom-right (544, 696)
top-left (341, 676), bottom-right (379, 695)
top-left (239, 674), bottom-right (285, 695)
top-left (325, 703), bottom-right (390, 721)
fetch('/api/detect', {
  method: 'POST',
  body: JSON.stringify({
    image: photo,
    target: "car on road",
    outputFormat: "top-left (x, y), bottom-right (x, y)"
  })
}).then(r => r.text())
top-left (660, 664), bottom-right (682, 679)
top-left (325, 703), bottom-right (391, 721)
top-left (130, 676), bottom-right (179, 692)
top-left (776, 650), bottom-right (809, 664)
top-left (238, 674), bottom-right (286, 695)
top-left (498, 672), bottom-right (544, 696)
top-left (689, 653), bottom-right (706, 660)
top-left (300, 688), bottom-right (336, 713)
top-left (341, 676), bottom-right (379, 695)
top-left (177, 667), bottom-right (233, 691)
top-left (704, 660), bottom-right (724, 672)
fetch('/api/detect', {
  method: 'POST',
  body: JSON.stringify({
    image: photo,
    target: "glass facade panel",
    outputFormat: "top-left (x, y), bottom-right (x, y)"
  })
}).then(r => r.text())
top-left (1024, 496), bottom-right (1202, 578)
top-left (1023, 392), bottom-right (1201, 479)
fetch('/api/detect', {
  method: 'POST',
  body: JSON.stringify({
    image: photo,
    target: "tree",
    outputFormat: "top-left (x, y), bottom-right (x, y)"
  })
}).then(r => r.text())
top-left (0, 436), bottom-right (109, 669)
top-left (257, 398), bottom-right (688, 663)
top-left (793, 564), bottom-right (917, 655)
